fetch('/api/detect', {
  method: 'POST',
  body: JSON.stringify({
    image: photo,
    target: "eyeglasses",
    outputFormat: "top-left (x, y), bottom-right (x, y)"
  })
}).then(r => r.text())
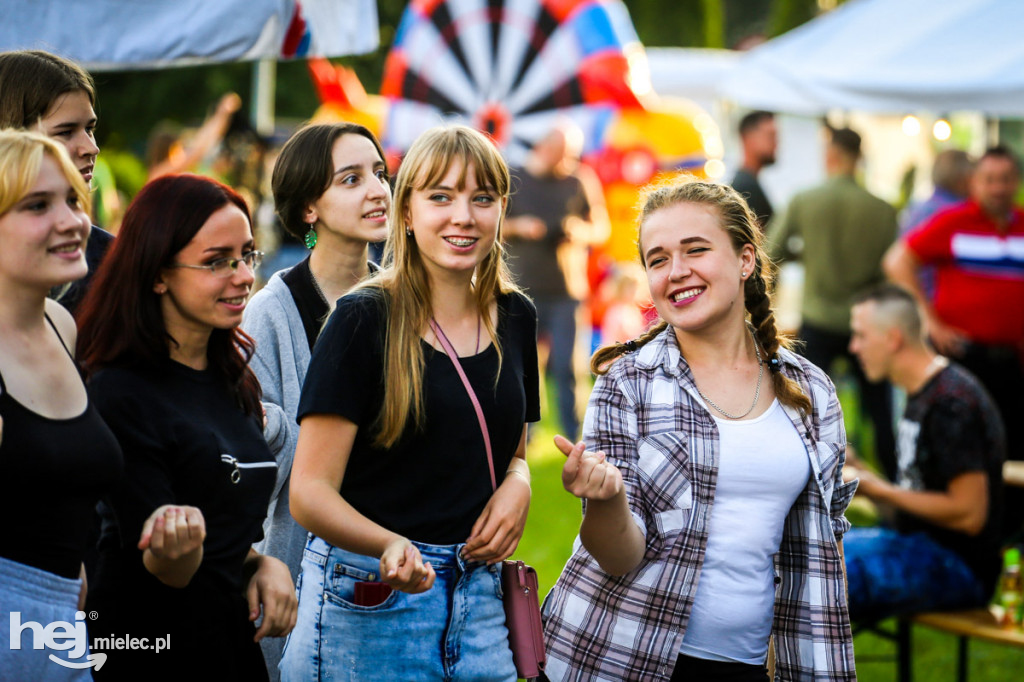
top-left (168, 250), bottom-right (263, 278)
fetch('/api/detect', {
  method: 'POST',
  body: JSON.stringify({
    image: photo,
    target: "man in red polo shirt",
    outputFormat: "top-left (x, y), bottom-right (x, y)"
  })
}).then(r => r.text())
top-left (885, 145), bottom-right (1024, 539)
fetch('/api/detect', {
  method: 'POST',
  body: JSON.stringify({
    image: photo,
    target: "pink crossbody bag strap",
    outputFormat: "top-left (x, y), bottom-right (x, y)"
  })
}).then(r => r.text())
top-left (428, 319), bottom-right (498, 491)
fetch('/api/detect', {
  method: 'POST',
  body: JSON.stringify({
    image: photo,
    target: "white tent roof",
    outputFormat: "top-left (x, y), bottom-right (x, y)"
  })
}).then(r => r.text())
top-left (0, 0), bottom-right (378, 70)
top-left (721, 0), bottom-right (1024, 116)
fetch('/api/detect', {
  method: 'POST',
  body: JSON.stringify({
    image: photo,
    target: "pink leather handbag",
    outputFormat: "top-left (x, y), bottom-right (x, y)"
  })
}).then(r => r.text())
top-left (430, 319), bottom-right (547, 679)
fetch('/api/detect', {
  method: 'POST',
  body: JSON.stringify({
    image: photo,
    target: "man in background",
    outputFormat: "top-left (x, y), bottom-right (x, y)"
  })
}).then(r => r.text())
top-left (844, 284), bottom-right (1005, 620)
top-left (730, 110), bottom-right (777, 229)
top-left (885, 145), bottom-right (1024, 538)
top-left (768, 125), bottom-right (899, 479)
top-left (504, 123), bottom-right (610, 440)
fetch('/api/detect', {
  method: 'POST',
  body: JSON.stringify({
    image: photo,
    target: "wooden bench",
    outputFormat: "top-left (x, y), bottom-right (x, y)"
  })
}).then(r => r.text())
top-left (862, 607), bottom-right (1024, 682)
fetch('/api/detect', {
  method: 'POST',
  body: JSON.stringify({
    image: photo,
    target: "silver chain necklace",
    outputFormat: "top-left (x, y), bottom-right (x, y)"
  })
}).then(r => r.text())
top-left (693, 333), bottom-right (764, 420)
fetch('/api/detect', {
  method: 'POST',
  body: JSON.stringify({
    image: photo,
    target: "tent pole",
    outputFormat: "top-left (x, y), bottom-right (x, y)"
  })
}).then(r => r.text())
top-left (986, 117), bottom-right (1000, 146)
top-left (252, 58), bottom-right (276, 137)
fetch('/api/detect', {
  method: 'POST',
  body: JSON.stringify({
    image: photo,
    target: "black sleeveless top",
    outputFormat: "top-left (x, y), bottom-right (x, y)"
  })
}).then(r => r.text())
top-left (0, 316), bottom-right (123, 578)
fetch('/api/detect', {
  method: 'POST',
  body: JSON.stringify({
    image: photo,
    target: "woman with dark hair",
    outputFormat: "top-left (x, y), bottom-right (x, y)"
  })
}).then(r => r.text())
top-left (542, 179), bottom-right (857, 681)
top-left (0, 49), bottom-right (113, 312)
top-left (0, 129), bottom-right (122, 679)
top-left (77, 174), bottom-right (296, 680)
top-left (241, 121), bottom-right (389, 678)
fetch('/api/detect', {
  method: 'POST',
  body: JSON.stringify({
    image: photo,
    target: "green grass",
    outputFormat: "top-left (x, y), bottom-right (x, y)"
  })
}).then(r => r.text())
top-left (512, 379), bottom-right (1024, 680)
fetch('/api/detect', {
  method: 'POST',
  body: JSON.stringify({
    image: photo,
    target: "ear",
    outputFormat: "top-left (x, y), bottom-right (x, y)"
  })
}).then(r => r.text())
top-left (304, 204), bottom-right (318, 226)
top-left (886, 325), bottom-right (904, 352)
top-left (739, 243), bottom-right (756, 276)
top-left (153, 277), bottom-right (167, 295)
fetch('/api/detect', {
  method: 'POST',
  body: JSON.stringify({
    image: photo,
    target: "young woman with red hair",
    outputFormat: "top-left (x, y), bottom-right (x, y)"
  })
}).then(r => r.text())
top-left (77, 174), bottom-right (295, 680)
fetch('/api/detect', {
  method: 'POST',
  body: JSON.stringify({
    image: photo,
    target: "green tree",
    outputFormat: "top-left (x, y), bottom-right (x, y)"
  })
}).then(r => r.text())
top-left (622, 0), bottom-right (724, 47)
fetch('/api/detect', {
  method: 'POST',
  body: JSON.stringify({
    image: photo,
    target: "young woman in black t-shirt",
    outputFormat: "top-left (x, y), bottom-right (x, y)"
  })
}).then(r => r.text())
top-left (0, 130), bottom-right (123, 680)
top-left (282, 125), bottom-right (540, 681)
top-left (76, 175), bottom-right (296, 680)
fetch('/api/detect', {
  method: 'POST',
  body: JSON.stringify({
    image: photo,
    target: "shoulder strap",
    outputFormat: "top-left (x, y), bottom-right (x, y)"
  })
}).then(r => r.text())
top-left (44, 313), bottom-right (75, 361)
top-left (428, 319), bottom-right (497, 492)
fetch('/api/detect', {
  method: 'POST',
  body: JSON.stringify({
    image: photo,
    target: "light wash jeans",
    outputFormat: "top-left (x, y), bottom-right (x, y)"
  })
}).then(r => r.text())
top-left (280, 535), bottom-right (516, 681)
top-left (0, 555), bottom-right (93, 681)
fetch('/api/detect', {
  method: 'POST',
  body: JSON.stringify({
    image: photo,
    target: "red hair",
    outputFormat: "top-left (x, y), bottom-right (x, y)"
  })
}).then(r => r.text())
top-left (76, 174), bottom-right (261, 418)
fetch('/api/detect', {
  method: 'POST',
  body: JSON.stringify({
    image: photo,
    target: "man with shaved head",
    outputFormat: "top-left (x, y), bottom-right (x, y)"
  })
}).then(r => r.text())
top-left (841, 284), bottom-right (1005, 620)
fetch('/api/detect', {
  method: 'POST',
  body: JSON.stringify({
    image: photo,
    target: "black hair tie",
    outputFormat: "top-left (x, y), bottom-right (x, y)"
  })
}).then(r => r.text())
top-left (623, 339), bottom-right (638, 353)
top-left (768, 355), bottom-right (782, 373)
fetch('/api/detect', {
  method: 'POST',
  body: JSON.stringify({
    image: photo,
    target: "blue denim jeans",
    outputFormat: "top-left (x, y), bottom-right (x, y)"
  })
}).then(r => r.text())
top-left (0, 556), bottom-right (93, 681)
top-left (844, 527), bottom-right (986, 622)
top-left (280, 535), bottom-right (516, 681)
top-left (535, 296), bottom-right (579, 440)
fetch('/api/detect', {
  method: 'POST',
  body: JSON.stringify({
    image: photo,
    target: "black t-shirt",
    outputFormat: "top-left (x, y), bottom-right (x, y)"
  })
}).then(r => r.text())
top-left (297, 288), bottom-right (541, 544)
top-left (281, 255), bottom-right (381, 351)
top-left (731, 168), bottom-right (773, 229)
top-left (504, 168), bottom-right (590, 298)
top-left (281, 256), bottom-right (330, 352)
top-left (86, 359), bottom-right (275, 678)
top-left (894, 363), bottom-right (1006, 595)
top-left (0, 319), bottom-right (123, 578)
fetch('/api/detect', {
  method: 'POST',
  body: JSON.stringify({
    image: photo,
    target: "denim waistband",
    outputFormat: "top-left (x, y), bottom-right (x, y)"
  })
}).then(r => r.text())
top-left (0, 555), bottom-right (82, 606)
top-left (305, 535), bottom-right (477, 572)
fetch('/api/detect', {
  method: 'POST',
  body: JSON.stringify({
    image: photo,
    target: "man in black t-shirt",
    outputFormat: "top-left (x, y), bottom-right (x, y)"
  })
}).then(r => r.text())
top-left (840, 284), bottom-right (1006, 621)
top-left (730, 110), bottom-right (777, 230)
top-left (504, 123), bottom-right (609, 440)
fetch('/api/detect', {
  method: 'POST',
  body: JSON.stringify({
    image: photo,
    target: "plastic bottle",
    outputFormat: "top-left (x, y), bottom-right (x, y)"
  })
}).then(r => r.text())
top-left (999, 547), bottom-right (1023, 628)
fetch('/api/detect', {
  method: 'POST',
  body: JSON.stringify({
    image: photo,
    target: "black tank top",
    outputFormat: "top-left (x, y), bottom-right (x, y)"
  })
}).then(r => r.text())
top-left (0, 315), bottom-right (123, 578)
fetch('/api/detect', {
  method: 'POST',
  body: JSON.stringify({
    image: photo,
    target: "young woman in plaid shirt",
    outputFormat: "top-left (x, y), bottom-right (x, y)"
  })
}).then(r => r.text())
top-left (543, 179), bottom-right (857, 681)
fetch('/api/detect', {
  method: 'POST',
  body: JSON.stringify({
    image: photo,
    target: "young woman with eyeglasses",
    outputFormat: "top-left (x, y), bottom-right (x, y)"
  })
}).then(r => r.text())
top-left (76, 174), bottom-right (296, 680)
top-left (0, 129), bottom-right (122, 680)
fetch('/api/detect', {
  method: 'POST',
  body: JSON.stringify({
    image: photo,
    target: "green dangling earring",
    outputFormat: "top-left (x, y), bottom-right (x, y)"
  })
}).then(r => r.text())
top-left (303, 225), bottom-right (318, 249)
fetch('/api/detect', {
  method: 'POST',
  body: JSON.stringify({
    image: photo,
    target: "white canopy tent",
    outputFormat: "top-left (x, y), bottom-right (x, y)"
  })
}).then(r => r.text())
top-left (721, 0), bottom-right (1024, 116)
top-left (0, 0), bottom-right (379, 70)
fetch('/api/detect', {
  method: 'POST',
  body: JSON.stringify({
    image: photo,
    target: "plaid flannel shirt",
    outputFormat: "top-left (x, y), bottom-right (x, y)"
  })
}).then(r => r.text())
top-left (542, 326), bottom-right (858, 681)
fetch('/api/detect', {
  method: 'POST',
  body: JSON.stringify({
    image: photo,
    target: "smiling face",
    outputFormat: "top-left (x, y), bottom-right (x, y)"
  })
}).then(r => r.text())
top-left (36, 90), bottom-right (98, 185)
top-left (640, 201), bottom-right (754, 339)
top-left (0, 153), bottom-right (91, 291)
top-left (306, 133), bottom-right (390, 246)
top-left (405, 159), bottom-right (503, 282)
top-left (156, 204), bottom-right (255, 344)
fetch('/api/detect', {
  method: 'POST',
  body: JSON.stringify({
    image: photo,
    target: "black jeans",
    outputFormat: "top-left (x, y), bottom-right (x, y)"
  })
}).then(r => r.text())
top-left (670, 654), bottom-right (769, 681)
top-left (957, 341), bottom-right (1024, 540)
top-left (798, 324), bottom-right (897, 480)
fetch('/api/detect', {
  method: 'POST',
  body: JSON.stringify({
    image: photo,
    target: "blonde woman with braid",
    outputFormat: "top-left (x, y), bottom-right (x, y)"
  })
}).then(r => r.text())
top-left (282, 125), bottom-right (539, 681)
top-left (542, 179), bottom-right (857, 682)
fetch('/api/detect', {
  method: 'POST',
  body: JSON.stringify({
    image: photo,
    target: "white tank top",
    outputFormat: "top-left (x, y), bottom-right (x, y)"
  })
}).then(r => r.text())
top-left (679, 399), bottom-right (811, 664)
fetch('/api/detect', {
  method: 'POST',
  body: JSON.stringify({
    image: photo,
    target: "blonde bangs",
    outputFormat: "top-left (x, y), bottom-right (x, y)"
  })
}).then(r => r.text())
top-left (0, 129), bottom-right (91, 217)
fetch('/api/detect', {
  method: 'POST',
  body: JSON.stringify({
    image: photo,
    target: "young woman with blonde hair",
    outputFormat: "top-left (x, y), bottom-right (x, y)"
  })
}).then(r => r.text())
top-left (282, 125), bottom-right (539, 681)
top-left (542, 179), bottom-right (857, 681)
top-left (0, 129), bottom-right (122, 678)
